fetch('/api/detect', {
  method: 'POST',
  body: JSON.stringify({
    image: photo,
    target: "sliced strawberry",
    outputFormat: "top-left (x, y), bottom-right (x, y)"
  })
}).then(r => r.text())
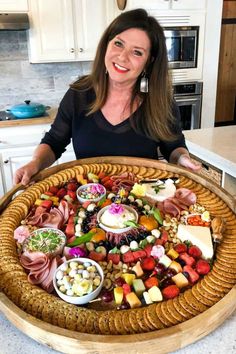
top-left (144, 244), bottom-right (153, 257)
top-left (144, 276), bottom-right (159, 289)
top-left (101, 176), bottom-right (111, 184)
top-left (122, 283), bottom-right (131, 297)
top-left (122, 251), bottom-right (135, 263)
top-left (183, 265), bottom-right (200, 283)
top-left (89, 250), bottom-right (106, 262)
top-left (65, 222), bottom-right (75, 239)
top-left (40, 199), bottom-right (53, 210)
top-left (132, 249), bottom-right (146, 261)
top-left (67, 182), bottom-right (78, 191)
top-left (103, 180), bottom-right (113, 190)
top-left (195, 259), bottom-right (211, 275)
top-left (174, 243), bottom-right (187, 253)
top-left (179, 252), bottom-right (195, 267)
top-left (188, 245), bottom-right (202, 258)
top-left (162, 285), bottom-right (180, 299)
top-left (141, 257), bottom-right (156, 271)
top-left (107, 253), bottom-right (121, 265)
top-left (56, 188), bottom-right (67, 199)
top-left (154, 238), bottom-right (164, 246)
top-left (43, 191), bottom-right (54, 197)
top-left (66, 190), bottom-right (77, 201)
top-left (160, 230), bottom-right (169, 244)
top-left (49, 186), bottom-right (59, 195)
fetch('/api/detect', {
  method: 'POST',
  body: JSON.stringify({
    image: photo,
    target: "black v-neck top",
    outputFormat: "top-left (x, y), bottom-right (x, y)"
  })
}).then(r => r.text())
top-left (41, 87), bottom-right (187, 161)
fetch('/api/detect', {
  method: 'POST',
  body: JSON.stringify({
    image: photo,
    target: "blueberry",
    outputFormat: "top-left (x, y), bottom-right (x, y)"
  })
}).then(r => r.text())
top-left (178, 259), bottom-right (186, 267)
top-left (111, 196), bottom-right (116, 202)
top-left (182, 271), bottom-right (189, 279)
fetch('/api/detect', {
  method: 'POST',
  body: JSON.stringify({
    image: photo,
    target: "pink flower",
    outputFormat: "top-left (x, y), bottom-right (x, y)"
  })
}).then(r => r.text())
top-left (14, 225), bottom-right (31, 244)
top-left (90, 184), bottom-right (105, 195)
top-left (151, 245), bottom-right (165, 259)
top-left (108, 203), bottom-right (125, 215)
top-left (69, 246), bottom-right (87, 258)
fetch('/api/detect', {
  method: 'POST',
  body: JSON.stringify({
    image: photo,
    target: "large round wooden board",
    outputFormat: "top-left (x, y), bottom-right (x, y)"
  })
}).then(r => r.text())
top-left (0, 157), bottom-right (236, 354)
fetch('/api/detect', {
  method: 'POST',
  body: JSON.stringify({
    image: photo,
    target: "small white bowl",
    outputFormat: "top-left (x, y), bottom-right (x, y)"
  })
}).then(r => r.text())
top-left (97, 204), bottom-right (138, 234)
top-left (76, 183), bottom-right (106, 204)
top-left (22, 227), bottom-right (66, 256)
top-left (53, 257), bottom-right (104, 305)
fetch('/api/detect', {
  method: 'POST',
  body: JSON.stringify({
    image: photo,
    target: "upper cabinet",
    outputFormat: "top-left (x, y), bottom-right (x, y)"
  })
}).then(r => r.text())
top-left (28, 0), bottom-right (116, 63)
top-left (0, 0), bottom-right (28, 11)
top-left (123, 0), bottom-right (206, 11)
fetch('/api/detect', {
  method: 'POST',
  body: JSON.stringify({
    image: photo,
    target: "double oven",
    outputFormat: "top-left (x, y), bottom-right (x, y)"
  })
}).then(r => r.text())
top-left (163, 24), bottom-right (203, 130)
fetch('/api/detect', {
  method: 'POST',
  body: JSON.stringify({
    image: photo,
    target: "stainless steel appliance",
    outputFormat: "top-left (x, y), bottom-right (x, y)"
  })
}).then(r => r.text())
top-left (164, 26), bottom-right (199, 69)
top-left (173, 82), bottom-right (202, 130)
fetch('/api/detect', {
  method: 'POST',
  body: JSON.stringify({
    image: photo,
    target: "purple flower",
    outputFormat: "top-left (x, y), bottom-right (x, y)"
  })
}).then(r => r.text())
top-left (69, 246), bottom-right (87, 258)
top-left (90, 184), bottom-right (105, 195)
top-left (108, 203), bottom-right (125, 215)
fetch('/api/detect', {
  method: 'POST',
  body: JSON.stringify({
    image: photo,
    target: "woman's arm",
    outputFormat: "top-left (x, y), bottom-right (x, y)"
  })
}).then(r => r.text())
top-left (13, 144), bottom-right (56, 185)
top-left (169, 147), bottom-right (201, 172)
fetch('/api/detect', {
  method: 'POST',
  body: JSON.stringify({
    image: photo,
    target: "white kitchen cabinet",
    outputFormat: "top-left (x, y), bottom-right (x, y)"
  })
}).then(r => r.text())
top-left (0, 0), bottom-right (28, 12)
top-left (123, 0), bottom-right (206, 11)
top-left (28, 0), bottom-right (114, 63)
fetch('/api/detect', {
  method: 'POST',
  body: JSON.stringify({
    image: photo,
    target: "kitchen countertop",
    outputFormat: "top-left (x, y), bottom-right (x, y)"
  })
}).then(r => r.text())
top-left (0, 108), bottom-right (57, 128)
top-left (1, 309), bottom-right (236, 354)
top-left (184, 126), bottom-right (236, 178)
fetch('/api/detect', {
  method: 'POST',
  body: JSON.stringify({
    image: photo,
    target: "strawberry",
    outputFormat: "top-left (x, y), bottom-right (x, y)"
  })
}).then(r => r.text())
top-left (56, 188), bottom-right (67, 199)
top-left (183, 265), bottom-right (200, 283)
top-left (40, 199), bottom-right (53, 210)
top-left (154, 238), bottom-right (164, 246)
top-left (174, 243), bottom-right (187, 253)
top-left (144, 276), bottom-right (159, 289)
top-left (179, 252), bottom-right (195, 267)
top-left (188, 245), bottom-right (202, 258)
top-left (141, 257), bottom-right (156, 271)
top-left (122, 251), bottom-right (135, 263)
top-left (107, 253), bottom-right (121, 265)
top-left (160, 230), bottom-right (169, 244)
top-left (195, 259), bottom-right (211, 275)
top-left (49, 186), bottom-right (59, 195)
top-left (67, 182), bottom-right (78, 191)
top-left (101, 176), bottom-right (111, 184)
top-left (43, 191), bottom-right (54, 197)
top-left (89, 250), bottom-right (106, 262)
top-left (66, 190), bottom-right (77, 201)
top-left (162, 285), bottom-right (180, 299)
top-left (65, 223), bottom-right (75, 238)
top-left (132, 249), bottom-right (146, 261)
top-left (98, 172), bottom-right (106, 180)
top-left (103, 180), bottom-right (113, 190)
top-left (122, 283), bottom-right (131, 297)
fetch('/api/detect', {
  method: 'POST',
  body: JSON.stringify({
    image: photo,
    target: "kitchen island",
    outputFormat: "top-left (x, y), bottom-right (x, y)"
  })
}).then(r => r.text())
top-left (184, 126), bottom-right (236, 196)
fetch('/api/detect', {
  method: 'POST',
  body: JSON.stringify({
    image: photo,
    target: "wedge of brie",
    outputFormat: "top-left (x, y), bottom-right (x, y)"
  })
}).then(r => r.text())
top-left (177, 224), bottom-right (213, 259)
top-left (143, 179), bottom-right (176, 202)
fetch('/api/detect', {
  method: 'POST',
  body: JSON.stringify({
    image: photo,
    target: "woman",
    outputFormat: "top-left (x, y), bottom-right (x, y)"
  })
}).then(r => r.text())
top-left (14, 8), bottom-right (200, 186)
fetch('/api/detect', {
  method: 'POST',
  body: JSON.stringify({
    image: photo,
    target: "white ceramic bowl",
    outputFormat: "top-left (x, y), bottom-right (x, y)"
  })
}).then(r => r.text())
top-left (53, 257), bottom-right (104, 305)
top-left (76, 183), bottom-right (106, 204)
top-left (97, 204), bottom-right (138, 234)
top-left (22, 227), bottom-right (66, 256)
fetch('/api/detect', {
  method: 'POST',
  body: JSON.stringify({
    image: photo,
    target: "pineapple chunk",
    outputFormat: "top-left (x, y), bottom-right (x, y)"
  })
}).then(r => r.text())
top-left (169, 261), bottom-right (183, 273)
top-left (148, 286), bottom-right (163, 302)
top-left (132, 279), bottom-right (146, 297)
top-left (126, 292), bottom-right (142, 309)
top-left (114, 287), bottom-right (124, 305)
top-left (172, 273), bottom-right (189, 288)
top-left (121, 273), bottom-right (136, 285)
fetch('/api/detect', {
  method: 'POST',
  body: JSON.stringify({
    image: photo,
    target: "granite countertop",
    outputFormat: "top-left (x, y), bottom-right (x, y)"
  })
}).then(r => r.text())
top-left (0, 309), bottom-right (236, 354)
top-left (184, 126), bottom-right (236, 178)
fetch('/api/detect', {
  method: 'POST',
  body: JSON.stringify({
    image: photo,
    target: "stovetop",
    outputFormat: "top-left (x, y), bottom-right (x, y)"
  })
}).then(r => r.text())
top-left (0, 111), bottom-right (16, 121)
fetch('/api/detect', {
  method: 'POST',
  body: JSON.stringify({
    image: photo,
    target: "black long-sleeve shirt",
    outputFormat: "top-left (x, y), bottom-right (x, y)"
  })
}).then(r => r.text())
top-left (41, 87), bottom-right (187, 161)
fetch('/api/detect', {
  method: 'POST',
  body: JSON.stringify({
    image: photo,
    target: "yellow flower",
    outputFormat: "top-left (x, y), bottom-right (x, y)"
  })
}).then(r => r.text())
top-left (131, 183), bottom-right (146, 197)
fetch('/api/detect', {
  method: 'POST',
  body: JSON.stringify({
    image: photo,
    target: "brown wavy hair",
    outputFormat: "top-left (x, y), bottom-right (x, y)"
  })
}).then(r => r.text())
top-left (71, 8), bottom-right (177, 142)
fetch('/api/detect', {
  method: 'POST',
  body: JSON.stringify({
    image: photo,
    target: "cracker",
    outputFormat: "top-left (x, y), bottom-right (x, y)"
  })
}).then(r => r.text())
top-left (172, 296), bottom-right (192, 320)
top-left (183, 289), bottom-right (208, 313)
top-left (98, 311), bottom-right (112, 335)
top-left (119, 310), bottom-right (136, 334)
top-left (166, 299), bottom-right (186, 323)
top-left (114, 310), bottom-right (127, 334)
top-left (192, 283), bottom-right (216, 307)
top-left (160, 301), bottom-right (180, 325)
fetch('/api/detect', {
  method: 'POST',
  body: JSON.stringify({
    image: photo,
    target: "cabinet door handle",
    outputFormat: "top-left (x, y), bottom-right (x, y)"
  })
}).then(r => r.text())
top-left (116, 0), bottom-right (127, 10)
top-left (79, 48), bottom-right (84, 53)
top-left (70, 48), bottom-right (75, 53)
top-left (4, 160), bottom-right (9, 164)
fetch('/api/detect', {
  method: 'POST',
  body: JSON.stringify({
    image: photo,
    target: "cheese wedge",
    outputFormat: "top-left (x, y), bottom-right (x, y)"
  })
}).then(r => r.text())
top-left (177, 224), bottom-right (213, 259)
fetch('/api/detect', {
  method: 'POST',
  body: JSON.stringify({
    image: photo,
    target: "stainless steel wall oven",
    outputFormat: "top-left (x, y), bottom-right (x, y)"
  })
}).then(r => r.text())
top-left (173, 82), bottom-right (203, 130)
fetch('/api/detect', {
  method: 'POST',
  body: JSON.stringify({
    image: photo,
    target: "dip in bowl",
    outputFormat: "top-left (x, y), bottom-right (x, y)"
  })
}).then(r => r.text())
top-left (53, 258), bottom-right (104, 305)
top-left (97, 203), bottom-right (138, 234)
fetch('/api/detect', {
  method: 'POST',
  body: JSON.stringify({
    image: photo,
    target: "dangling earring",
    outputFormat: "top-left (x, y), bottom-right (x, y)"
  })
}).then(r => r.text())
top-left (105, 68), bottom-right (108, 75)
top-left (140, 72), bottom-right (148, 93)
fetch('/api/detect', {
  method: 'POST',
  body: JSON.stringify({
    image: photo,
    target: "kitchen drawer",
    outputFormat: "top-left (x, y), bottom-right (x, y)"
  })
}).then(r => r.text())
top-left (190, 154), bottom-right (222, 186)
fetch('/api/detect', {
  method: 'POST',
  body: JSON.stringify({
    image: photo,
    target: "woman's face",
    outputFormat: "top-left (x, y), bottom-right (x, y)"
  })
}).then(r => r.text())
top-left (105, 28), bottom-right (151, 88)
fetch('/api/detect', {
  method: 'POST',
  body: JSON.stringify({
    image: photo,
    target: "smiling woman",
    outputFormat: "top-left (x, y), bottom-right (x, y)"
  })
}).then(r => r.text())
top-left (13, 8), bottom-right (201, 186)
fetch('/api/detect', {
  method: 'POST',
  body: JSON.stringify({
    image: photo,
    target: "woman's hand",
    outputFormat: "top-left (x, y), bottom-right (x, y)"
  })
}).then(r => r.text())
top-left (13, 160), bottom-right (40, 186)
top-left (177, 154), bottom-right (201, 172)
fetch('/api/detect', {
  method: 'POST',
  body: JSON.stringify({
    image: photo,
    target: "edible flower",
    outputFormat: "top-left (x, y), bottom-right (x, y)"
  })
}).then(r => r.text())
top-left (69, 246), bottom-right (87, 258)
top-left (108, 203), bottom-right (125, 215)
top-left (89, 183), bottom-right (105, 195)
top-left (131, 183), bottom-right (146, 197)
top-left (151, 245), bottom-right (165, 259)
top-left (14, 225), bottom-right (30, 243)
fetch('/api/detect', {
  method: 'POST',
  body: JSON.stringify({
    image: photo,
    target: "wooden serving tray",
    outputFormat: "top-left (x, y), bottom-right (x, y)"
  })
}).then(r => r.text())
top-left (0, 157), bottom-right (236, 354)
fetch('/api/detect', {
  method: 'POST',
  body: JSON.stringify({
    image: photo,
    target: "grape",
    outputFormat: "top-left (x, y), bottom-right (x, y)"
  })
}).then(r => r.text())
top-left (155, 263), bottom-right (166, 275)
top-left (118, 302), bottom-right (130, 310)
top-left (101, 290), bottom-right (113, 303)
top-left (161, 278), bottom-right (174, 288)
top-left (115, 277), bottom-right (126, 287)
top-left (165, 269), bottom-right (177, 278)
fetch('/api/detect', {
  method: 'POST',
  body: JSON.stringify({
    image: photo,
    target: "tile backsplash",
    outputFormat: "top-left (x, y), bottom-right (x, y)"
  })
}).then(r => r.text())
top-left (0, 31), bottom-right (92, 110)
